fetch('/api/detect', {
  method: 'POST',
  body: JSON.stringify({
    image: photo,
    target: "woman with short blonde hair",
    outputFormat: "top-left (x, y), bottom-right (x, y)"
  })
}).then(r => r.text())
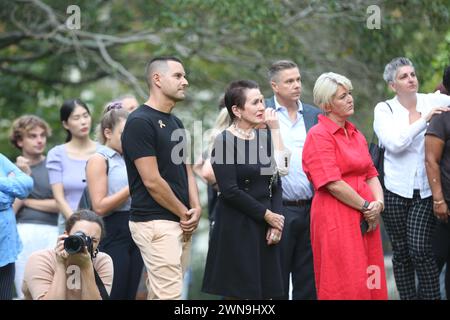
top-left (313, 72), bottom-right (353, 110)
top-left (302, 72), bottom-right (388, 299)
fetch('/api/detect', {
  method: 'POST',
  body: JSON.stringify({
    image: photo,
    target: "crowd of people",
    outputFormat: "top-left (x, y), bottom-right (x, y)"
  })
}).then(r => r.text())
top-left (0, 55), bottom-right (449, 300)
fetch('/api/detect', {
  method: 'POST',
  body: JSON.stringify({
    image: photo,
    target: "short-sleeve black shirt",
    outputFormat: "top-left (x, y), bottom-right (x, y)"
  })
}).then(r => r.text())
top-left (121, 104), bottom-right (189, 222)
top-left (426, 112), bottom-right (450, 202)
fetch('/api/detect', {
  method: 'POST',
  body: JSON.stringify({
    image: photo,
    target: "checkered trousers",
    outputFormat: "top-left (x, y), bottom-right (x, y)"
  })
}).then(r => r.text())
top-left (382, 189), bottom-right (440, 300)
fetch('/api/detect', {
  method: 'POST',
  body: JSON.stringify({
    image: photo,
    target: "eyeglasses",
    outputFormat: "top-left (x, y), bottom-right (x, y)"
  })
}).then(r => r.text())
top-left (105, 101), bottom-right (123, 112)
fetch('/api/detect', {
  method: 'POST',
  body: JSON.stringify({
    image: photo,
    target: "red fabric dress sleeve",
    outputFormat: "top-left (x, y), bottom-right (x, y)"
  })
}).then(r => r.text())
top-left (366, 161), bottom-right (379, 180)
top-left (302, 126), bottom-right (342, 190)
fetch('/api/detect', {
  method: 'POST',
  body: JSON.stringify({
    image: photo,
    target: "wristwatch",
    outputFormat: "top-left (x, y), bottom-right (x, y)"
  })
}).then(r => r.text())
top-left (360, 200), bottom-right (370, 212)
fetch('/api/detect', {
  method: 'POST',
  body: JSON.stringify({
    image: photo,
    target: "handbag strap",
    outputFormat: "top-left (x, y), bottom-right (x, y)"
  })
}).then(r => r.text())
top-left (371, 102), bottom-right (393, 144)
top-left (385, 102), bottom-right (393, 113)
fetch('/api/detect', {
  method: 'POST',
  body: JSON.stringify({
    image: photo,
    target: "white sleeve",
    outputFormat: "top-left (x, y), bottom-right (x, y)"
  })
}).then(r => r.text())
top-left (373, 102), bottom-right (426, 153)
top-left (274, 147), bottom-right (292, 176)
top-left (427, 92), bottom-right (450, 107)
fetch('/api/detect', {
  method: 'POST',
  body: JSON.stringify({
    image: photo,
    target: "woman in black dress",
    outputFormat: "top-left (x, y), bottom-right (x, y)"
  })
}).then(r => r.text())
top-left (202, 80), bottom-right (285, 299)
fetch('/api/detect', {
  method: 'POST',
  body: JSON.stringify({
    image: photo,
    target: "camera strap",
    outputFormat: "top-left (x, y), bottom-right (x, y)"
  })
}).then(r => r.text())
top-left (93, 267), bottom-right (110, 300)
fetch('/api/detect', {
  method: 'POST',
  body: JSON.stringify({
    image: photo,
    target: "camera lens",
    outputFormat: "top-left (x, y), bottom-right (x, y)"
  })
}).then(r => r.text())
top-left (64, 236), bottom-right (83, 254)
top-left (64, 232), bottom-right (87, 254)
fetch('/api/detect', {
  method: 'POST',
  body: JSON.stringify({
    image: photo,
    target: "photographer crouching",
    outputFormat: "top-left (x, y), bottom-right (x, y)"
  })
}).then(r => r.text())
top-left (22, 210), bottom-right (113, 299)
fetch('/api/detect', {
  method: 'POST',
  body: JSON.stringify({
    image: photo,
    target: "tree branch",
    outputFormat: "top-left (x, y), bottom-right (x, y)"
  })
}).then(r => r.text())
top-left (0, 31), bottom-right (28, 49)
top-left (95, 38), bottom-right (147, 99)
top-left (0, 65), bottom-right (109, 85)
top-left (0, 49), bottom-right (55, 63)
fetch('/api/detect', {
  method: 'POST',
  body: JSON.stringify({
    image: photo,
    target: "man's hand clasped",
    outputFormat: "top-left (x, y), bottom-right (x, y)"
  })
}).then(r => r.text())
top-left (180, 207), bottom-right (202, 242)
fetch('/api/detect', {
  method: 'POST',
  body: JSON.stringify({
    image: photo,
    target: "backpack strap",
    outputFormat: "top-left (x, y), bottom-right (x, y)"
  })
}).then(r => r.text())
top-left (97, 152), bottom-right (109, 175)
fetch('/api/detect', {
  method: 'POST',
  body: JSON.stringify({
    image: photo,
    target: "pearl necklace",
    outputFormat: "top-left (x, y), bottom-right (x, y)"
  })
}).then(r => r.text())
top-left (233, 122), bottom-right (255, 139)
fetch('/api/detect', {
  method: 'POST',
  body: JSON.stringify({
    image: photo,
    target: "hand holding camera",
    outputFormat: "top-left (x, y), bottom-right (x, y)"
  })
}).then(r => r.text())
top-left (54, 234), bottom-right (69, 264)
top-left (55, 231), bottom-right (94, 269)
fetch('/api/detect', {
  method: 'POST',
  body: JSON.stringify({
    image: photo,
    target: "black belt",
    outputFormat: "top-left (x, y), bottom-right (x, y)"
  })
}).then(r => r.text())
top-left (282, 199), bottom-right (312, 207)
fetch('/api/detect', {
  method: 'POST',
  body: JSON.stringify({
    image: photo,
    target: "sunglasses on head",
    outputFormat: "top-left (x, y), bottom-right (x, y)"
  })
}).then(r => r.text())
top-left (105, 101), bottom-right (123, 112)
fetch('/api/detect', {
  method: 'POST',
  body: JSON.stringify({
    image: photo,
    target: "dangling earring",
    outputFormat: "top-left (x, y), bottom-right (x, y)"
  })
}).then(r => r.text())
top-left (92, 248), bottom-right (99, 258)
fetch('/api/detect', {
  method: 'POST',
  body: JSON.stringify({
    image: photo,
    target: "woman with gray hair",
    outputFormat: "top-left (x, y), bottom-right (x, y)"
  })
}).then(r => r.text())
top-left (374, 57), bottom-right (450, 300)
top-left (302, 72), bottom-right (387, 299)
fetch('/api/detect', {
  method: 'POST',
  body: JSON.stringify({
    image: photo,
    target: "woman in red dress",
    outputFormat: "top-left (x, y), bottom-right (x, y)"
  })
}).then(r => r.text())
top-left (302, 72), bottom-right (388, 300)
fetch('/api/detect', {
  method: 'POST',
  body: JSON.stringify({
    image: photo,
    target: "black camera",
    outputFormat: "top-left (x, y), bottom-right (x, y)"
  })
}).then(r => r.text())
top-left (64, 231), bottom-right (94, 255)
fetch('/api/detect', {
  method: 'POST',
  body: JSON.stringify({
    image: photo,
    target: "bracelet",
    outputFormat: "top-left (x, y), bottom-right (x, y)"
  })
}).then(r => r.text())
top-left (433, 199), bottom-right (445, 205)
top-left (375, 200), bottom-right (385, 212)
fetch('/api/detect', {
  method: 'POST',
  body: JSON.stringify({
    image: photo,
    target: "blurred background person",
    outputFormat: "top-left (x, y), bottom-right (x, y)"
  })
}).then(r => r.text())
top-left (46, 99), bottom-right (98, 233)
top-left (425, 66), bottom-right (450, 299)
top-left (118, 95), bottom-right (139, 113)
top-left (265, 60), bottom-right (320, 300)
top-left (303, 72), bottom-right (387, 300)
top-left (434, 66), bottom-right (450, 95)
top-left (22, 209), bottom-right (113, 300)
top-left (9, 115), bottom-right (59, 299)
top-left (0, 153), bottom-right (33, 300)
top-left (193, 105), bottom-right (230, 237)
top-left (202, 80), bottom-right (285, 299)
top-left (103, 95), bottom-right (139, 114)
top-left (86, 105), bottom-right (143, 299)
top-left (374, 57), bottom-right (450, 299)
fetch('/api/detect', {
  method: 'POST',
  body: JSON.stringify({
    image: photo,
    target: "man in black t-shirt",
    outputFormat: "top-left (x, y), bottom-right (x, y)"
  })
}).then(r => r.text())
top-left (121, 56), bottom-right (201, 300)
top-left (425, 71), bottom-right (450, 299)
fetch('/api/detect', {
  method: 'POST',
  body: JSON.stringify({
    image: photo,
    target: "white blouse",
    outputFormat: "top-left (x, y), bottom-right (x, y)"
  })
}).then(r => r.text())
top-left (373, 93), bottom-right (450, 198)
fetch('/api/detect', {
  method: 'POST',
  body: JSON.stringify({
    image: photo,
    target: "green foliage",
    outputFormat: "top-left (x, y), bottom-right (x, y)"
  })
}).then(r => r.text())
top-left (1, 0), bottom-right (449, 177)
top-left (1, 0), bottom-right (449, 168)
top-left (1, 1), bottom-right (450, 297)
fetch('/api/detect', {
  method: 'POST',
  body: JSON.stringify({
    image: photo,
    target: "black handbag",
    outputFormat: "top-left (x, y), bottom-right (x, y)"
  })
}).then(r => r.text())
top-left (369, 139), bottom-right (386, 187)
top-left (78, 154), bottom-right (109, 211)
top-left (369, 102), bottom-right (392, 187)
